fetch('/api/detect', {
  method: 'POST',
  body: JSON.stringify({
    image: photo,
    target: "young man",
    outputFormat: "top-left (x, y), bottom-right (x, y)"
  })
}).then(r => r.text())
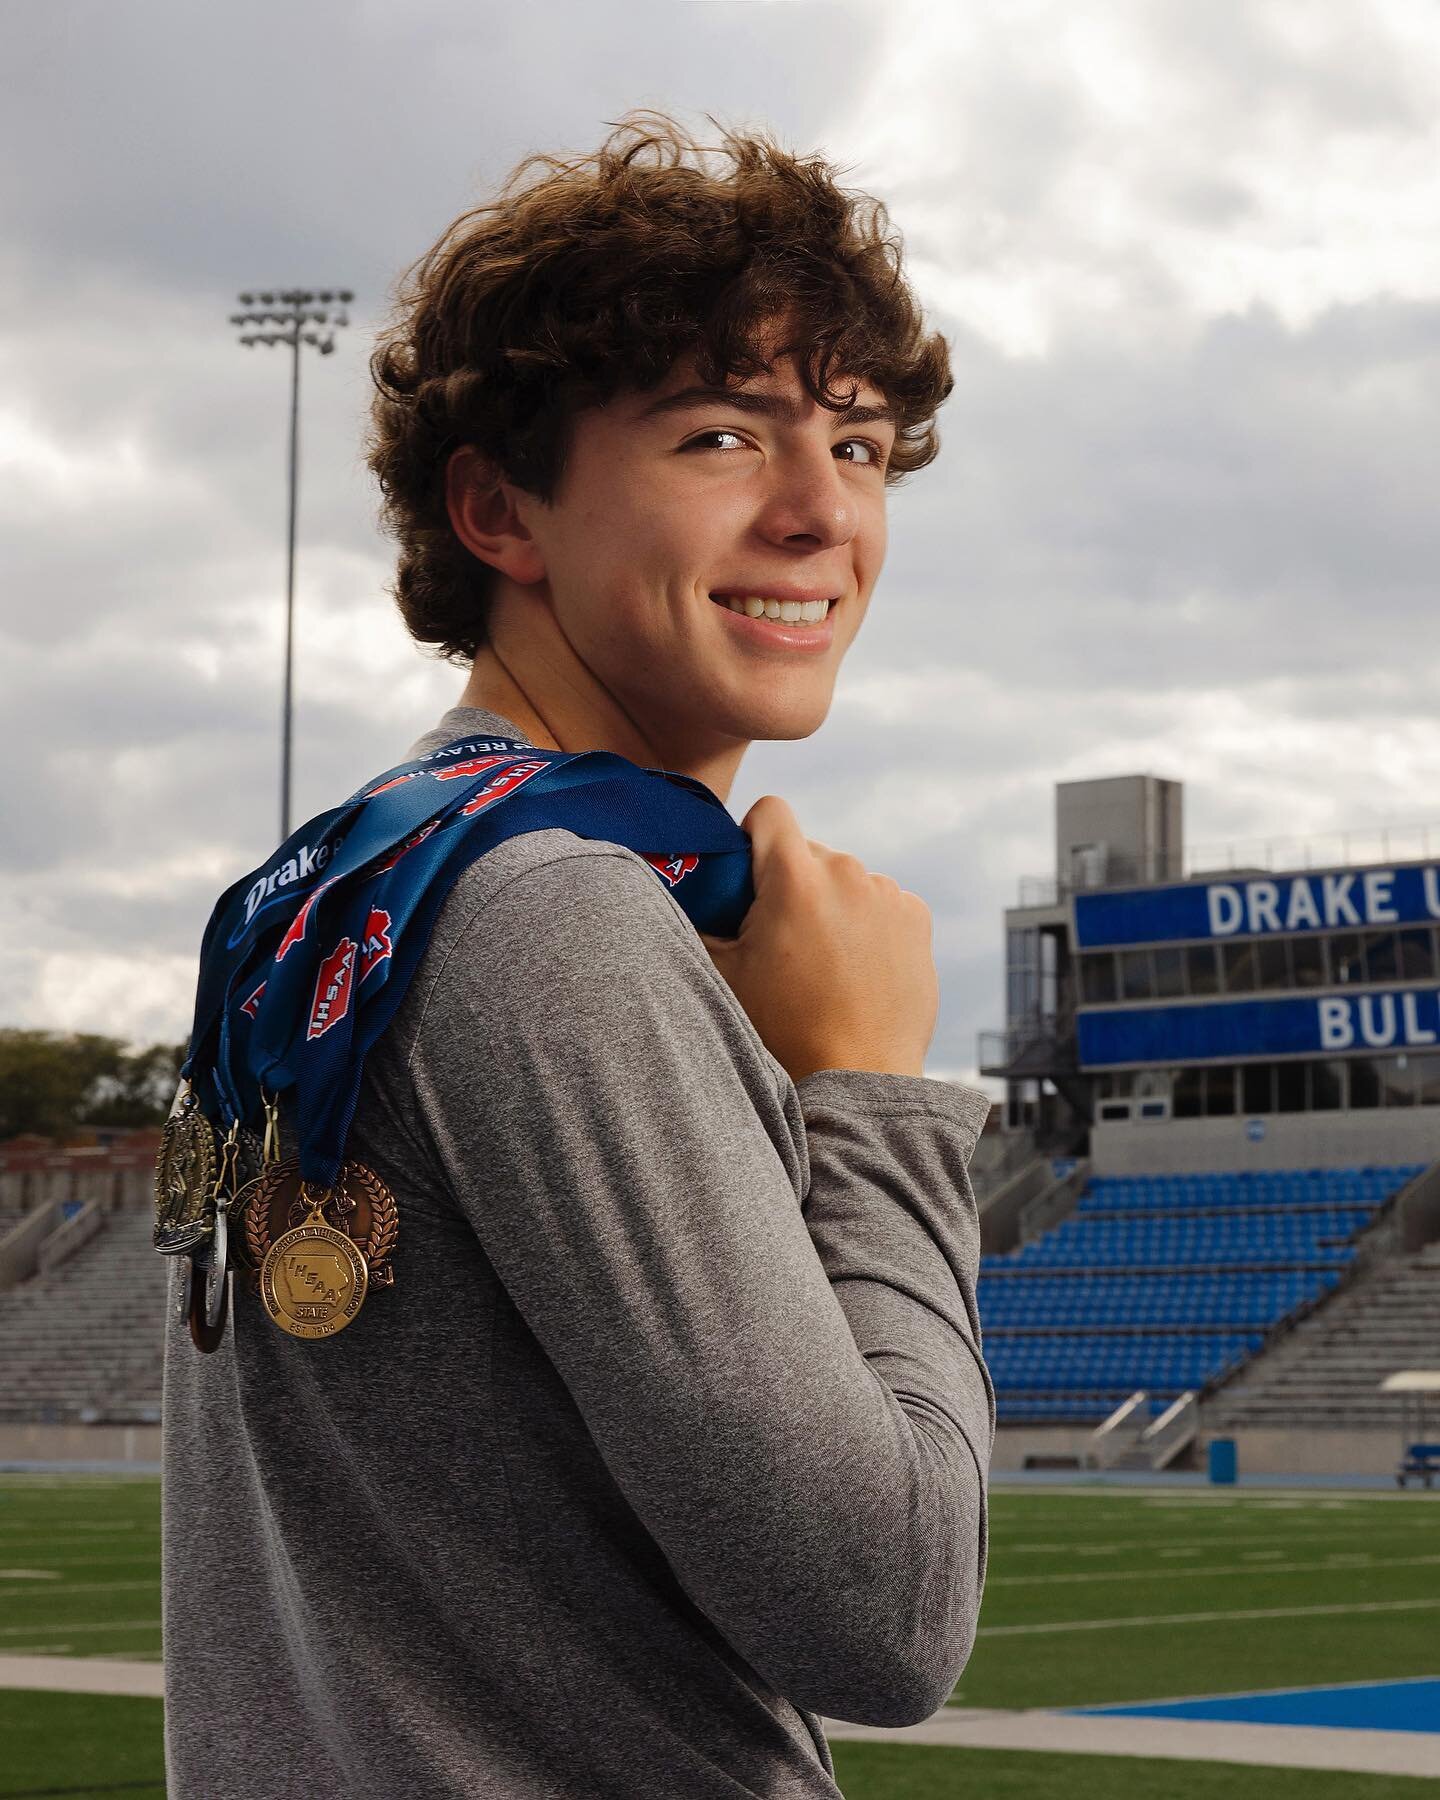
top-left (162, 114), bottom-right (994, 1799)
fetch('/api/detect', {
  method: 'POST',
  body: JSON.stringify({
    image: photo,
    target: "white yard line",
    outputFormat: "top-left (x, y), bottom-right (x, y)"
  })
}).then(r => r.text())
top-left (0, 1527), bottom-right (156, 1536)
top-left (0, 1618), bottom-right (158, 1639)
top-left (0, 1578), bottom-right (158, 1598)
top-left (981, 1598), bottom-right (1440, 1637)
top-left (1004, 1526), bottom-right (1415, 1555)
top-left (823, 1708), bottom-right (1440, 1778)
top-left (988, 1552), bottom-right (1440, 1587)
top-left (0, 1552), bottom-right (163, 1570)
top-left (993, 1486), bottom-right (1440, 1504)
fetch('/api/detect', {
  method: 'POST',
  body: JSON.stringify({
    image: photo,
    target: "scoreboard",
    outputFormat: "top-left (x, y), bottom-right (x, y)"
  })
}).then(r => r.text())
top-left (1073, 859), bottom-right (1440, 1071)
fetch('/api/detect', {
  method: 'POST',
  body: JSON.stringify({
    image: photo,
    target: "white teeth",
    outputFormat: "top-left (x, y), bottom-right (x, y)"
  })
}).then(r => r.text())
top-left (717, 595), bottom-right (833, 625)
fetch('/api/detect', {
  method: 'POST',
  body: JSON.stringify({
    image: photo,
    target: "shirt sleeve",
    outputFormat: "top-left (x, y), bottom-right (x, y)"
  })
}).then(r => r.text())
top-left (402, 844), bottom-right (994, 1728)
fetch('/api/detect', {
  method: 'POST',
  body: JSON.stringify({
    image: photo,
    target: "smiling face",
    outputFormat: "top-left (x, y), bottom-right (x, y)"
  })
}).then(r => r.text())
top-left (510, 327), bottom-right (894, 754)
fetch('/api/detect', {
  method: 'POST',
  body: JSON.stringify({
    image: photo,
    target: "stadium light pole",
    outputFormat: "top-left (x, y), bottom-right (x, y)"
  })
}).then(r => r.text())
top-left (230, 288), bottom-right (354, 841)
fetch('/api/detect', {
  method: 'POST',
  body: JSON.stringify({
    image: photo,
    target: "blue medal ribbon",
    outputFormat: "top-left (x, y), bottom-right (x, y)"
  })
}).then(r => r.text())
top-left (182, 734), bottom-right (753, 1187)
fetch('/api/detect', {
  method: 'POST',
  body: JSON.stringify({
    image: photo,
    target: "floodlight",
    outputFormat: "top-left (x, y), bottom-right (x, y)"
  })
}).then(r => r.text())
top-left (228, 279), bottom-right (356, 839)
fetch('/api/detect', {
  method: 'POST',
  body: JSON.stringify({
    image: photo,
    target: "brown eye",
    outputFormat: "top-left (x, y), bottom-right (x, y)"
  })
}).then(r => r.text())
top-left (683, 430), bottom-right (750, 452)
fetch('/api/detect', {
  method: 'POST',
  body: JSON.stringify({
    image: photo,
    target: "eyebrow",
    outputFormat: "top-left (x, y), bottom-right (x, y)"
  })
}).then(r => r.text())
top-left (639, 384), bottom-right (897, 432)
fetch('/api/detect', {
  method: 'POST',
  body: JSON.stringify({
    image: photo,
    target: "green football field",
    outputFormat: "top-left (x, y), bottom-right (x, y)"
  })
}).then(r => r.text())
top-left (1, 1474), bottom-right (1437, 1797)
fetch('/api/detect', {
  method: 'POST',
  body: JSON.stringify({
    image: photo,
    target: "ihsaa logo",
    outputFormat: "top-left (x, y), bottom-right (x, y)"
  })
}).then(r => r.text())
top-left (642, 852), bottom-right (699, 888)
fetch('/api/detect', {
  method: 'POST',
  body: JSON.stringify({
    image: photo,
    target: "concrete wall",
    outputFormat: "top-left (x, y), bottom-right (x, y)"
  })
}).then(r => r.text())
top-left (0, 1421), bottom-right (161, 1465)
top-left (0, 1165), bottom-right (152, 1212)
top-left (1057, 774), bottom-right (1183, 890)
top-left (993, 1424), bottom-right (1403, 1476)
top-left (1092, 1106), bottom-right (1440, 1175)
top-left (992, 1426), bottom-right (1097, 1471)
top-left (1219, 1428), bottom-right (1400, 1478)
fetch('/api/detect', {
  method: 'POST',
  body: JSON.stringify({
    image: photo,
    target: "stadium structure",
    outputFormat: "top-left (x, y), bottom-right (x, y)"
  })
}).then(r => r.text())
top-left (1, 774), bottom-right (1439, 1486)
top-left (974, 774), bottom-right (1440, 1480)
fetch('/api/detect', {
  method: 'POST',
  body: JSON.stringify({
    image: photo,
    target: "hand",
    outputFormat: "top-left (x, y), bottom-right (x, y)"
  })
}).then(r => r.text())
top-left (699, 795), bottom-right (939, 1085)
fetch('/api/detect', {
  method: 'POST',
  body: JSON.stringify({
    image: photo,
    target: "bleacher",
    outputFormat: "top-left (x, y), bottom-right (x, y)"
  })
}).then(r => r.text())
top-left (979, 1164), bottom-right (1425, 1425)
top-left (0, 1209), bottom-right (168, 1424)
top-left (1211, 1241), bottom-right (1440, 1430)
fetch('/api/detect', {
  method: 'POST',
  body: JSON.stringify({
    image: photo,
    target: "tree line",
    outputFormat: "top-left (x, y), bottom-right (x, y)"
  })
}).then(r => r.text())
top-left (0, 1029), bottom-right (186, 1143)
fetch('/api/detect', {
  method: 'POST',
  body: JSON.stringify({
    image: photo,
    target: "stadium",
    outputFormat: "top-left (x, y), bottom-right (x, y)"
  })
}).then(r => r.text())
top-left (977, 772), bottom-right (1440, 1483)
top-left (2, 773), bottom-right (1438, 1795)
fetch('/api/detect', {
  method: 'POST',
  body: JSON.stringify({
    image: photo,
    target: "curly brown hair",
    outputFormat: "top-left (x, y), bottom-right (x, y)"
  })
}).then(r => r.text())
top-left (366, 109), bottom-right (953, 665)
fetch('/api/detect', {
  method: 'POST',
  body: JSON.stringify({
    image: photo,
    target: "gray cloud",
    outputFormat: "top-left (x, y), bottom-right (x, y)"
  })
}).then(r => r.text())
top-left (4, 0), bottom-right (1440, 1089)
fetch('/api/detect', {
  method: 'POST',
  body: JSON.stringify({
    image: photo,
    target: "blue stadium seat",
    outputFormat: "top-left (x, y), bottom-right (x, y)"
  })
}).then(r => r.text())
top-left (983, 1163), bottom-right (1413, 1425)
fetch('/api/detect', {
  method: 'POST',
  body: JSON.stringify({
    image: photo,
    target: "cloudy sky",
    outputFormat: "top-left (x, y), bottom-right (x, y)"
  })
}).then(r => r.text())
top-left (4, 0), bottom-right (1440, 1085)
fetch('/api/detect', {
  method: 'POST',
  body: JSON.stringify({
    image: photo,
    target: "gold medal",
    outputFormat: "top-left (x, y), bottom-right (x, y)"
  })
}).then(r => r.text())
top-left (260, 1208), bottom-right (369, 1339)
top-left (240, 1157), bottom-right (398, 1291)
top-left (243, 1157), bottom-right (397, 1340)
top-left (153, 1084), bottom-right (219, 1256)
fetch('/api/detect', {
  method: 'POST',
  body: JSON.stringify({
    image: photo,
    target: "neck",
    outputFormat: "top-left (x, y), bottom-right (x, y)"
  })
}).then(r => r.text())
top-left (456, 588), bottom-right (750, 803)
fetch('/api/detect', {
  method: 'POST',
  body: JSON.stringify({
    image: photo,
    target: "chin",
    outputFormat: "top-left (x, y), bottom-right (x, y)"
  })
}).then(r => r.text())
top-left (722, 687), bottom-right (835, 744)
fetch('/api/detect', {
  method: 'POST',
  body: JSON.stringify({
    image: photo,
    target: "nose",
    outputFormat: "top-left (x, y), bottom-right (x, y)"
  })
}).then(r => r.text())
top-left (753, 444), bottom-right (861, 551)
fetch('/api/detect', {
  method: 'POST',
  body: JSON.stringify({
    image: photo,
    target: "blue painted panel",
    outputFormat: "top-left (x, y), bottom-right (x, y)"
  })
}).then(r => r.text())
top-left (1075, 987), bottom-right (1440, 1067)
top-left (1069, 1676), bottom-right (1440, 1734)
top-left (1074, 862), bottom-right (1440, 949)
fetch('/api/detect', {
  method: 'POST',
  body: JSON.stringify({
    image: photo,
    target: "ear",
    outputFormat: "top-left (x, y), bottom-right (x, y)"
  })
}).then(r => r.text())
top-left (445, 445), bottom-right (547, 586)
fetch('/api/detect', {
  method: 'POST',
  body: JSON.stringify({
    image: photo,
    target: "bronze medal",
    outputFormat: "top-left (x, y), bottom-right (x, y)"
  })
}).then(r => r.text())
top-left (153, 1087), bottom-right (219, 1256)
top-left (260, 1217), bottom-right (369, 1339)
top-left (240, 1157), bottom-right (398, 1291)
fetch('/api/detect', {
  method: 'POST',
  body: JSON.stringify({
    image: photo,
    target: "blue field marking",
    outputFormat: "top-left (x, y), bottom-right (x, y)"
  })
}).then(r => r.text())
top-left (1068, 1675), bottom-right (1440, 1734)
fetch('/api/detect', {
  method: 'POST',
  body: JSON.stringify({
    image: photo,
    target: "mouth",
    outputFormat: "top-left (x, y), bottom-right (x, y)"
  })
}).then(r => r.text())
top-left (708, 592), bottom-right (837, 628)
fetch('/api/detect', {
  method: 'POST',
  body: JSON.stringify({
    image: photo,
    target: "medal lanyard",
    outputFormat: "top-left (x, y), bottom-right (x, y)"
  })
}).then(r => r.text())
top-left (182, 734), bottom-right (754, 1188)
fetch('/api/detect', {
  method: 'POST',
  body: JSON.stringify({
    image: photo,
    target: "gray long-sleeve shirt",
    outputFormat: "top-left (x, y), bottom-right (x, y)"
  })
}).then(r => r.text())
top-left (161, 704), bottom-right (994, 1799)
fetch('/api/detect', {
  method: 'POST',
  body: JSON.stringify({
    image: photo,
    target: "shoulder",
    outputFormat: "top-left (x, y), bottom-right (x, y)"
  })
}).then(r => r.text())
top-left (402, 828), bottom-right (780, 1077)
top-left (430, 827), bottom-right (698, 963)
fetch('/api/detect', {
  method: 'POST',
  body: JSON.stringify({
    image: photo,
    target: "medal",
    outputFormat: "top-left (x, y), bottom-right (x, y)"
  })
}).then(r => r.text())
top-left (259, 1187), bottom-right (370, 1340)
top-left (240, 1155), bottom-right (398, 1292)
top-left (229, 1089), bottom-right (283, 1272)
top-left (242, 1155), bottom-right (398, 1338)
top-left (168, 725), bottom-right (750, 1352)
top-left (186, 1121), bottom-right (240, 1354)
top-left (153, 1083), bottom-right (219, 1256)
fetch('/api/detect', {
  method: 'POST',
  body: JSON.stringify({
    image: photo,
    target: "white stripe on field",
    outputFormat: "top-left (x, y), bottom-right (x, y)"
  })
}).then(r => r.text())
top-left (0, 1618), bottom-right (159, 1638)
top-left (0, 1578), bottom-right (158, 1597)
top-left (980, 1597), bottom-right (1440, 1638)
top-left (988, 1552), bottom-right (1440, 1587)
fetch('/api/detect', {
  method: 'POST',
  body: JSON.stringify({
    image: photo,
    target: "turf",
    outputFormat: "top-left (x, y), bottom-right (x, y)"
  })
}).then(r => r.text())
top-left (828, 1743), bottom-right (1435, 1798)
top-left (0, 1690), bottom-right (164, 1797)
top-left (0, 1476), bottom-right (161, 1663)
top-left (2, 1476), bottom-right (1439, 1795)
top-left (954, 1486), bottom-right (1440, 1711)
